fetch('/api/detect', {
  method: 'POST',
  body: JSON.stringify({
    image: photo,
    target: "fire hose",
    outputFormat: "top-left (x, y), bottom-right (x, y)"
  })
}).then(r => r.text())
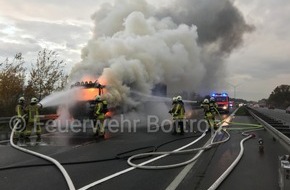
top-left (0, 134), bottom-right (203, 171)
top-left (9, 115), bottom-right (76, 190)
top-left (6, 107), bottom-right (264, 190)
top-left (127, 106), bottom-right (265, 190)
top-left (207, 127), bottom-right (264, 190)
top-left (126, 107), bottom-right (235, 170)
top-left (205, 107), bottom-right (265, 189)
top-left (127, 130), bottom-right (229, 169)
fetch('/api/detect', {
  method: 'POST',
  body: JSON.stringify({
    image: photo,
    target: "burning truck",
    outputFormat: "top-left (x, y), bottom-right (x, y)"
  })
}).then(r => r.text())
top-left (67, 80), bottom-right (167, 120)
top-left (68, 80), bottom-right (106, 120)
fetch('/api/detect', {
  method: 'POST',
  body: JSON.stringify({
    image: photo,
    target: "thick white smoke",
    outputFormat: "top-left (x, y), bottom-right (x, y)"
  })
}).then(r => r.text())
top-left (69, 0), bottom-right (252, 109)
top-left (70, 1), bottom-right (204, 108)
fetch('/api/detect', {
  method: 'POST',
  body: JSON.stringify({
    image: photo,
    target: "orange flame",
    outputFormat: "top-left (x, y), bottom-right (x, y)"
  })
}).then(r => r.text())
top-left (97, 75), bottom-right (107, 85)
top-left (75, 76), bottom-right (107, 101)
top-left (105, 111), bottom-right (113, 118)
top-left (76, 88), bottom-right (100, 101)
top-left (80, 76), bottom-right (98, 83)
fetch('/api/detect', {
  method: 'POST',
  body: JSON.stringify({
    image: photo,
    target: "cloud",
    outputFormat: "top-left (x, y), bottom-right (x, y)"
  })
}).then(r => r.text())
top-left (0, 0), bottom-right (108, 21)
top-left (0, 0), bottom-right (102, 68)
top-left (0, 42), bottom-right (41, 60)
top-left (225, 0), bottom-right (290, 100)
top-left (13, 19), bottom-right (90, 44)
top-left (0, 15), bottom-right (90, 67)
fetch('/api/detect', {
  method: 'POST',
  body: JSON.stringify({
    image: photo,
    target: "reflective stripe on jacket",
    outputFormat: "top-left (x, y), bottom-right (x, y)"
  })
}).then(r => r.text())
top-left (174, 102), bottom-right (185, 120)
top-left (16, 104), bottom-right (25, 116)
top-left (95, 101), bottom-right (105, 119)
top-left (209, 101), bottom-right (218, 113)
top-left (26, 104), bottom-right (40, 123)
top-left (201, 103), bottom-right (211, 113)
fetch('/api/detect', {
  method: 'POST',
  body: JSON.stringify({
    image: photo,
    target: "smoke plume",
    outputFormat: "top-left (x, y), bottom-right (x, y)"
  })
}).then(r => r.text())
top-left (69, 0), bottom-right (253, 109)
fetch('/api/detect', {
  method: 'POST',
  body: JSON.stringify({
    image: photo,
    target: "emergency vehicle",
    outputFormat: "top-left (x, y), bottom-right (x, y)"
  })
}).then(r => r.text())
top-left (211, 93), bottom-right (230, 113)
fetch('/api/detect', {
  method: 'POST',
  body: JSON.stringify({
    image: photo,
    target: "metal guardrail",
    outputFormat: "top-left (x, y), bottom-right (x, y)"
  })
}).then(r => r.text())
top-left (0, 117), bottom-right (11, 124)
top-left (247, 108), bottom-right (290, 152)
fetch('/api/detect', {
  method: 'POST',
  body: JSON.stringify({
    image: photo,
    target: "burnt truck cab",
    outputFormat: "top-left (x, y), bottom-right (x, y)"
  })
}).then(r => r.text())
top-left (69, 81), bottom-right (105, 120)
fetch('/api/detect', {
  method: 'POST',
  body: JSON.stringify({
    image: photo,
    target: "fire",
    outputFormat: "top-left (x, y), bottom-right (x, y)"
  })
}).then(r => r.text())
top-left (97, 75), bottom-right (107, 85)
top-left (74, 75), bottom-right (108, 101)
top-left (97, 76), bottom-right (108, 94)
top-left (105, 111), bottom-right (113, 118)
top-left (80, 76), bottom-right (98, 82)
top-left (77, 88), bottom-right (100, 101)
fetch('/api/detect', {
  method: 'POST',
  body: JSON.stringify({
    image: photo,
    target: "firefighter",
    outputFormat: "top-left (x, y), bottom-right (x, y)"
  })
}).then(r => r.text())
top-left (173, 96), bottom-right (185, 135)
top-left (13, 97), bottom-right (26, 141)
top-left (169, 97), bottom-right (178, 134)
top-left (201, 98), bottom-right (216, 131)
top-left (25, 97), bottom-right (42, 141)
top-left (209, 97), bottom-right (218, 127)
top-left (94, 95), bottom-right (108, 137)
top-left (169, 97), bottom-right (178, 115)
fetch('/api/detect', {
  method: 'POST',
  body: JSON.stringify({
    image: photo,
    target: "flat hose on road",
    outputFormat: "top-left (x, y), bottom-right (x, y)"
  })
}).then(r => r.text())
top-left (207, 128), bottom-right (264, 190)
top-left (9, 116), bottom-right (76, 190)
top-left (126, 107), bottom-right (236, 170)
top-left (0, 134), bottom-right (202, 171)
top-left (127, 130), bottom-right (230, 169)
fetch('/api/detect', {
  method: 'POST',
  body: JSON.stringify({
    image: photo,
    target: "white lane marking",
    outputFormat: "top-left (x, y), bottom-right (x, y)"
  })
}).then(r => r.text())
top-left (165, 108), bottom-right (239, 190)
top-left (165, 138), bottom-right (212, 190)
top-left (79, 133), bottom-right (207, 190)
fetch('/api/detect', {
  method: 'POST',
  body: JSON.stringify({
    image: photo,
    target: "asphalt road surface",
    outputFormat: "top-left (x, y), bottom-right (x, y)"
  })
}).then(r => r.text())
top-left (0, 107), bottom-right (288, 190)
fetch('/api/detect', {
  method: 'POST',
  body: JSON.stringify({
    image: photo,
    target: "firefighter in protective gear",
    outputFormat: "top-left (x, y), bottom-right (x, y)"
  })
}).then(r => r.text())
top-left (94, 95), bottom-right (108, 137)
top-left (25, 97), bottom-right (42, 141)
top-left (169, 97), bottom-right (178, 134)
top-left (209, 97), bottom-right (218, 122)
top-left (173, 96), bottom-right (185, 135)
top-left (14, 97), bottom-right (26, 141)
top-left (169, 97), bottom-right (178, 115)
top-left (201, 98), bottom-right (217, 130)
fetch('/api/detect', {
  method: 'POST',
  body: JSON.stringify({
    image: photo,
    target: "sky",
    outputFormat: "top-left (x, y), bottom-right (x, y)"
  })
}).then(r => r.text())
top-left (0, 0), bottom-right (289, 101)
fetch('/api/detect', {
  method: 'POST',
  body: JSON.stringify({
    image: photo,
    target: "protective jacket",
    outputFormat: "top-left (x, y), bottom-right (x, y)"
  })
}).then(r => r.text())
top-left (95, 100), bottom-right (106, 119)
top-left (209, 101), bottom-right (218, 113)
top-left (174, 101), bottom-right (185, 120)
top-left (16, 104), bottom-right (25, 117)
top-left (26, 104), bottom-right (41, 123)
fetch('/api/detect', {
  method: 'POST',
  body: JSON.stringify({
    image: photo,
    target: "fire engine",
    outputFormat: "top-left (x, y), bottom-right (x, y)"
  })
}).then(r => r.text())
top-left (211, 93), bottom-right (230, 113)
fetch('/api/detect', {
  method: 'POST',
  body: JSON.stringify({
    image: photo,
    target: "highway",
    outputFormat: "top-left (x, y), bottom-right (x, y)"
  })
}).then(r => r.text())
top-left (0, 106), bottom-right (289, 190)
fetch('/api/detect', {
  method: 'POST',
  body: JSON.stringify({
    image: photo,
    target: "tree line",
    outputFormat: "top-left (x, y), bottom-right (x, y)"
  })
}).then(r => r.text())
top-left (0, 49), bottom-right (68, 116)
top-left (267, 84), bottom-right (290, 109)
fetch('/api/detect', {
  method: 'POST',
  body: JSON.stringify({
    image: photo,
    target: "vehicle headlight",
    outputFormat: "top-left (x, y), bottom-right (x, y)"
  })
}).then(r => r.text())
top-left (223, 105), bottom-right (228, 110)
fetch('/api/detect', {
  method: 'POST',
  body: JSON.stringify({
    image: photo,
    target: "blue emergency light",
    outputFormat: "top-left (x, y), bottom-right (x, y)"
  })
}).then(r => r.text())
top-left (211, 93), bottom-right (228, 97)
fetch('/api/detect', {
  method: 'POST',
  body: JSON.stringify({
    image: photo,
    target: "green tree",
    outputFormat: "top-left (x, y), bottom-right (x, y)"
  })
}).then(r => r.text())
top-left (268, 84), bottom-right (290, 108)
top-left (28, 49), bottom-right (68, 100)
top-left (23, 81), bottom-right (37, 103)
top-left (0, 53), bottom-right (26, 116)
